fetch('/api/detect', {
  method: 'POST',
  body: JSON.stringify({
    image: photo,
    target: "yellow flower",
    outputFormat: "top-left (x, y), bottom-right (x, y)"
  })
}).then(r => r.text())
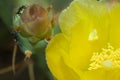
top-left (46, 0), bottom-right (120, 80)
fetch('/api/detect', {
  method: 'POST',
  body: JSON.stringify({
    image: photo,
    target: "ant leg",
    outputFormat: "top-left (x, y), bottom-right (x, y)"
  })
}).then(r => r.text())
top-left (12, 42), bottom-right (17, 75)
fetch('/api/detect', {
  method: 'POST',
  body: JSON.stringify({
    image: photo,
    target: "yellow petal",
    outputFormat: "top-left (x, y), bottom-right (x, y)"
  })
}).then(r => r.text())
top-left (106, 69), bottom-right (120, 80)
top-left (82, 69), bottom-right (106, 80)
top-left (46, 34), bottom-right (80, 80)
top-left (59, 0), bottom-right (109, 35)
top-left (109, 3), bottom-right (120, 48)
top-left (62, 0), bottom-right (110, 71)
top-left (59, 0), bottom-right (90, 35)
top-left (82, 65), bottom-right (120, 80)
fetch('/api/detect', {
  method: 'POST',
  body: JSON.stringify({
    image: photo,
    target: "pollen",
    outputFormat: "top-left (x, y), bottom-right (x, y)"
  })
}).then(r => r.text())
top-left (88, 43), bottom-right (120, 70)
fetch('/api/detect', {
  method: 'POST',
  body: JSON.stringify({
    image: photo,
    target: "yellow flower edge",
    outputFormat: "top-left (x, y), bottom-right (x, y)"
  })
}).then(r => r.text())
top-left (46, 0), bottom-right (120, 80)
top-left (46, 33), bottom-right (81, 80)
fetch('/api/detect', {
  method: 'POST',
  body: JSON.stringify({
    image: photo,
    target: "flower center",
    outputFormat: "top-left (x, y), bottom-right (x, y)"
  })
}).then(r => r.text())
top-left (88, 43), bottom-right (120, 70)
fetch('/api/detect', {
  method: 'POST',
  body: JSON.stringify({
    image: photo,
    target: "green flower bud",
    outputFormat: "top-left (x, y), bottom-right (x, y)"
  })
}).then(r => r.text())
top-left (20, 4), bottom-right (52, 43)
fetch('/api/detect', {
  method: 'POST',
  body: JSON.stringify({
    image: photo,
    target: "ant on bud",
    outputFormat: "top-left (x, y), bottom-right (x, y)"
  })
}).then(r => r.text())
top-left (16, 5), bottom-right (26, 16)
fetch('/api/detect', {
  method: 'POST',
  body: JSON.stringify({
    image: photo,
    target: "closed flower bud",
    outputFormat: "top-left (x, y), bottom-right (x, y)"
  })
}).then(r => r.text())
top-left (20, 4), bottom-right (52, 42)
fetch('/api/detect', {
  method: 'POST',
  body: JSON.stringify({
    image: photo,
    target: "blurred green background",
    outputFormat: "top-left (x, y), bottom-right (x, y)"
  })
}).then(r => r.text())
top-left (0, 0), bottom-right (72, 80)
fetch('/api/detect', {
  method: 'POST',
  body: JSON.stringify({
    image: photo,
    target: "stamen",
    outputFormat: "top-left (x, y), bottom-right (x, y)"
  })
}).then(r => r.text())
top-left (88, 43), bottom-right (120, 70)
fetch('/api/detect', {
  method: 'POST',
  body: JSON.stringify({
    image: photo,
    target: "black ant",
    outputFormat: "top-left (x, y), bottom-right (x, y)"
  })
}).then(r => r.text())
top-left (16, 5), bottom-right (26, 15)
